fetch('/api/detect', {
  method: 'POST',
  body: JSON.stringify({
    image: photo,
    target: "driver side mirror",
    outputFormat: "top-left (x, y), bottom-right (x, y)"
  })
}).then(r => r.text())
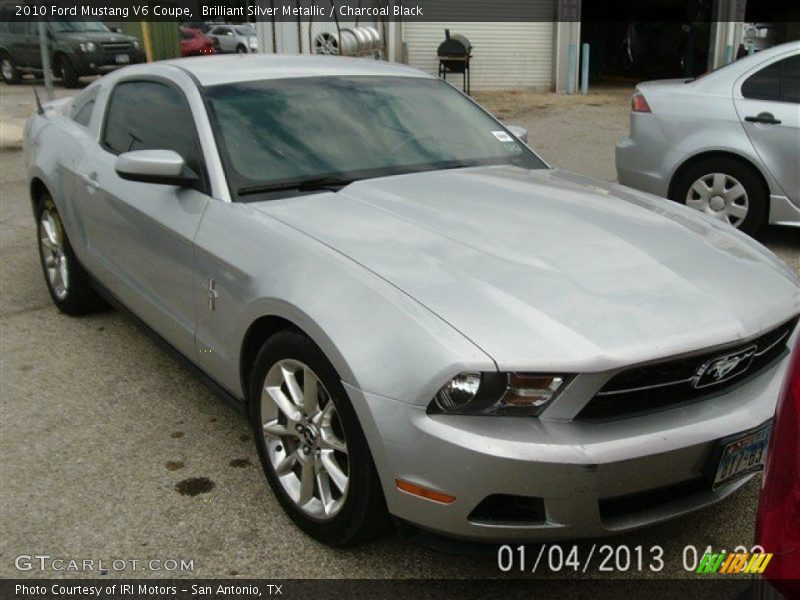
top-left (115, 150), bottom-right (199, 188)
top-left (507, 125), bottom-right (528, 143)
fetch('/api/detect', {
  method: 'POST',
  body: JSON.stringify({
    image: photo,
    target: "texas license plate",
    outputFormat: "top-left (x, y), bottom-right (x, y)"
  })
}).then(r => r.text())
top-left (712, 424), bottom-right (771, 490)
top-left (115, 54), bottom-right (130, 64)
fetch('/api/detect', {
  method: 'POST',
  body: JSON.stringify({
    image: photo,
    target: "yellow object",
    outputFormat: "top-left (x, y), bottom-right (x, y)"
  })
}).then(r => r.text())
top-left (140, 21), bottom-right (154, 62)
top-left (395, 479), bottom-right (456, 504)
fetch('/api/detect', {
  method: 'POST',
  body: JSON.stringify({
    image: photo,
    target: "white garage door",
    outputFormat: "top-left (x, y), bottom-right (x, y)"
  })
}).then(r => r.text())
top-left (403, 17), bottom-right (555, 91)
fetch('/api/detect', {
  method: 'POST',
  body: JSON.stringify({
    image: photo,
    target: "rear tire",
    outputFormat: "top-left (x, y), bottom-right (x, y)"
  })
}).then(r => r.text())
top-left (35, 193), bottom-right (104, 315)
top-left (57, 55), bottom-right (80, 88)
top-left (249, 329), bottom-right (388, 546)
top-left (670, 156), bottom-right (768, 236)
top-left (0, 53), bottom-right (21, 84)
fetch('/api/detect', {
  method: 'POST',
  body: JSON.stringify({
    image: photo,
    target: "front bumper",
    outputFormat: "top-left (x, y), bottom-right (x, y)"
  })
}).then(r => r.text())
top-left (71, 50), bottom-right (146, 75)
top-left (346, 346), bottom-right (791, 543)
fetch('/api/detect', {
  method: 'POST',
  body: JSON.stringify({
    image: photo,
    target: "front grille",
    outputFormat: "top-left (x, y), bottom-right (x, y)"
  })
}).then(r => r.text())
top-left (101, 42), bottom-right (133, 53)
top-left (579, 317), bottom-right (798, 420)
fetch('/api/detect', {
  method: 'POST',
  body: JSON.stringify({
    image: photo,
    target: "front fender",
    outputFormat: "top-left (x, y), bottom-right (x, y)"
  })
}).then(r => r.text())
top-left (193, 200), bottom-right (496, 406)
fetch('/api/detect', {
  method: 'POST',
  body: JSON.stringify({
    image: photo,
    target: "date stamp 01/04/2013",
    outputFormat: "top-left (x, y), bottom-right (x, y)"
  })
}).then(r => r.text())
top-left (496, 544), bottom-right (771, 575)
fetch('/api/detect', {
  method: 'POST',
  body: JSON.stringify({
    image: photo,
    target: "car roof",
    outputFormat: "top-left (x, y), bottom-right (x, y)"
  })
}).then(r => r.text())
top-left (160, 54), bottom-right (433, 87)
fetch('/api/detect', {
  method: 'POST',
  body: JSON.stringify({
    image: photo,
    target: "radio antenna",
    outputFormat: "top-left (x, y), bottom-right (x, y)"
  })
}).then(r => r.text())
top-left (33, 87), bottom-right (44, 115)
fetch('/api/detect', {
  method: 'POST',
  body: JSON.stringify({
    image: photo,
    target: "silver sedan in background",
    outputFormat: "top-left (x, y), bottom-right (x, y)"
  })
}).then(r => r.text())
top-left (616, 41), bottom-right (799, 236)
top-left (207, 23), bottom-right (258, 54)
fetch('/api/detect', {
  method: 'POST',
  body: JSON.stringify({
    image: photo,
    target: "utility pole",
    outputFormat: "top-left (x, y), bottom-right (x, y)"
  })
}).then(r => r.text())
top-left (37, 21), bottom-right (54, 100)
top-left (141, 22), bottom-right (154, 62)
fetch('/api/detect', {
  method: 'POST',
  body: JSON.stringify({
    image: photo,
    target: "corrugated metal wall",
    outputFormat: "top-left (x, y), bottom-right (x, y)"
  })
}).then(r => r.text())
top-left (403, 16), bottom-right (556, 90)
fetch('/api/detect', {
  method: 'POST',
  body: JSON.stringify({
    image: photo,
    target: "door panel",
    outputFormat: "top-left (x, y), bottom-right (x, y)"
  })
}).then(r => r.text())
top-left (80, 146), bottom-right (209, 357)
top-left (21, 22), bottom-right (45, 69)
top-left (734, 55), bottom-right (800, 202)
top-left (735, 98), bottom-right (799, 202)
top-left (78, 78), bottom-right (211, 358)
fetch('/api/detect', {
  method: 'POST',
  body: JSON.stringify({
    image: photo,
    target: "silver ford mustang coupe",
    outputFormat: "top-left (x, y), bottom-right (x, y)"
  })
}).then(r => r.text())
top-left (25, 55), bottom-right (800, 547)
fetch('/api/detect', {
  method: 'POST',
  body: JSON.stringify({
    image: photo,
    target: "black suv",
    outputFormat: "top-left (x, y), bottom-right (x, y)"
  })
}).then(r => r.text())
top-left (0, 19), bottom-right (146, 88)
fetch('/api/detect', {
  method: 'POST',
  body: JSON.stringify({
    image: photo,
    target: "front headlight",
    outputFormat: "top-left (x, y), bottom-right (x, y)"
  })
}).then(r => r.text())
top-left (428, 372), bottom-right (572, 416)
top-left (79, 42), bottom-right (97, 53)
top-left (133, 40), bottom-right (140, 50)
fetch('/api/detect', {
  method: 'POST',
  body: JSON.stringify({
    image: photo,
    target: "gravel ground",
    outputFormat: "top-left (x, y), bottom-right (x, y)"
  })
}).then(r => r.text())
top-left (0, 78), bottom-right (797, 586)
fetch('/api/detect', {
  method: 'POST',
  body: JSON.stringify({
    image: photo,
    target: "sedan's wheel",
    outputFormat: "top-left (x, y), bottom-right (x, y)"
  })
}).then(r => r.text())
top-left (35, 194), bottom-right (104, 315)
top-left (236, 44), bottom-right (248, 54)
top-left (671, 156), bottom-right (768, 236)
top-left (250, 330), bottom-right (388, 546)
top-left (685, 172), bottom-right (749, 228)
top-left (262, 359), bottom-right (350, 520)
top-left (0, 54), bottom-right (21, 84)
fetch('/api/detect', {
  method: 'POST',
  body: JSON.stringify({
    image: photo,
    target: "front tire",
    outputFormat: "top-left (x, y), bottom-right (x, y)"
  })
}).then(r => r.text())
top-left (249, 330), bottom-right (388, 546)
top-left (57, 55), bottom-right (80, 88)
top-left (35, 194), bottom-right (104, 315)
top-left (670, 156), bottom-right (768, 236)
top-left (236, 44), bottom-right (248, 54)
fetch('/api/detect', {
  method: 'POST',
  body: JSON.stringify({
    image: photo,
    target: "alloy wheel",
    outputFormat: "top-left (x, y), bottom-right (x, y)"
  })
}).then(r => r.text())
top-left (261, 359), bottom-right (349, 520)
top-left (685, 172), bottom-right (749, 228)
top-left (38, 207), bottom-right (69, 300)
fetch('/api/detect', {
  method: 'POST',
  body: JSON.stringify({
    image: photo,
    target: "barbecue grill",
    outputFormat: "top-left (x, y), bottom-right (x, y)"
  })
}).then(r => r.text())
top-left (437, 30), bottom-right (472, 94)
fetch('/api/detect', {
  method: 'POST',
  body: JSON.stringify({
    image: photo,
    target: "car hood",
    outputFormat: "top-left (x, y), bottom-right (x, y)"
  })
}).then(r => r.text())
top-left (253, 166), bottom-right (800, 371)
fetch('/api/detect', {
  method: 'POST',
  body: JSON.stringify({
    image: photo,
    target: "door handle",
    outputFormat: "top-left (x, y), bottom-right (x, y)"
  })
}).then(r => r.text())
top-left (745, 112), bottom-right (781, 125)
top-left (81, 173), bottom-right (100, 189)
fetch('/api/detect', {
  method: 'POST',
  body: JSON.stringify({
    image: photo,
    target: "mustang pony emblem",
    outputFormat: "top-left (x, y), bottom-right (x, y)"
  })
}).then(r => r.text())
top-left (693, 346), bottom-right (757, 388)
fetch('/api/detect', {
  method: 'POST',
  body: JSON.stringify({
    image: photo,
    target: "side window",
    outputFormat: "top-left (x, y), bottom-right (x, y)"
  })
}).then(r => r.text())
top-left (742, 56), bottom-right (800, 103)
top-left (69, 88), bottom-right (98, 127)
top-left (102, 81), bottom-right (203, 175)
top-left (742, 61), bottom-right (781, 101)
top-left (782, 55), bottom-right (799, 103)
top-left (72, 101), bottom-right (95, 127)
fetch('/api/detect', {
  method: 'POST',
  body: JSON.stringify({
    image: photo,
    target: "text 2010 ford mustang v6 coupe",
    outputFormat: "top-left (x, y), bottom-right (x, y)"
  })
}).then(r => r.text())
top-left (25, 55), bottom-right (800, 546)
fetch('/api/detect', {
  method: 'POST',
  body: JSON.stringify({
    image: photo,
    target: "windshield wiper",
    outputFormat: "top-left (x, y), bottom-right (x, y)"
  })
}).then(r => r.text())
top-left (238, 175), bottom-right (355, 197)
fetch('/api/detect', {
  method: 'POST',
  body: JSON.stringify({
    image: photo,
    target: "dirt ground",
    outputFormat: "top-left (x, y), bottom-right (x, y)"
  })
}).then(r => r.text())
top-left (476, 86), bottom-right (633, 182)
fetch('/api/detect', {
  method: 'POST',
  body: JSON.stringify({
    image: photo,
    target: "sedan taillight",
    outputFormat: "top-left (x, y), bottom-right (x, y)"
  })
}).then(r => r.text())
top-left (756, 335), bottom-right (800, 592)
top-left (631, 92), bottom-right (652, 113)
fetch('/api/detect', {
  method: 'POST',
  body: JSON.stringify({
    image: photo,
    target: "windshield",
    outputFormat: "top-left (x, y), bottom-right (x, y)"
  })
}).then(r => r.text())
top-left (204, 76), bottom-right (546, 199)
top-left (51, 19), bottom-right (110, 33)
